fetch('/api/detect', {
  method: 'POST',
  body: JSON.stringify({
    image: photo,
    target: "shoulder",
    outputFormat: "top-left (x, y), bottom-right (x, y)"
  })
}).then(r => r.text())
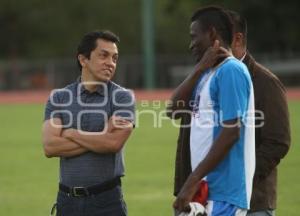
top-left (108, 81), bottom-right (135, 103)
top-left (221, 57), bottom-right (248, 73)
top-left (109, 81), bottom-right (126, 91)
top-left (216, 57), bottom-right (251, 81)
top-left (49, 81), bottom-right (77, 103)
top-left (109, 81), bottom-right (133, 94)
top-left (253, 61), bottom-right (285, 92)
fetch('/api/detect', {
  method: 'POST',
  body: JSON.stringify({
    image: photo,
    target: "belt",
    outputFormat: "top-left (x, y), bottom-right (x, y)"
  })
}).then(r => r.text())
top-left (59, 177), bottom-right (121, 197)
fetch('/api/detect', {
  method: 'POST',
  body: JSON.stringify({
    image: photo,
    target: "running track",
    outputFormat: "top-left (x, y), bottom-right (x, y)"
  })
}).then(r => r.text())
top-left (0, 89), bottom-right (299, 104)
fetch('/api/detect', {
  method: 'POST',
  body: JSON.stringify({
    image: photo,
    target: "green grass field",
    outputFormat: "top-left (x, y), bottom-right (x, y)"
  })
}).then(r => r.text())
top-left (0, 101), bottom-right (299, 215)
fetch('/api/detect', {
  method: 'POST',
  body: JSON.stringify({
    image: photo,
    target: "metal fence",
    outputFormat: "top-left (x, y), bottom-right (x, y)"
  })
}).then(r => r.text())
top-left (0, 54), bottom-right (300, 90)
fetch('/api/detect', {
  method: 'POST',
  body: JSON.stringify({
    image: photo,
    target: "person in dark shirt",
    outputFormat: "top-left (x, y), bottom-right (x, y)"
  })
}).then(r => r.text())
top-left (229, 10), bottom-right (291, 216)
top-left (42, 30), bottom-right (135, 216)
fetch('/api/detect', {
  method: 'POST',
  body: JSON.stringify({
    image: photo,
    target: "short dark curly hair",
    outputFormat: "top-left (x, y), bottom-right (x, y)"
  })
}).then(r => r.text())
top-left (191, 6), bottom-right (233, 46)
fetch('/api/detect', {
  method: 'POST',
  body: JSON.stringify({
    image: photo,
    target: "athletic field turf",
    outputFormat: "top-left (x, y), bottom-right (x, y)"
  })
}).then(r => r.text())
top-left (0, 101), bottom-right (299, 215)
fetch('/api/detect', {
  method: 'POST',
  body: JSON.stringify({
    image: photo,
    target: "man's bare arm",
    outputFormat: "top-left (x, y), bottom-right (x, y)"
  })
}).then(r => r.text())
top-left (42, 118), bottom-right (88, 158)
top-left (173, 119), bottom-right (240, 211)
top-left (166, 41), bottom-right (230, 119)
top-left (62, 116), bottom-right (133, 154)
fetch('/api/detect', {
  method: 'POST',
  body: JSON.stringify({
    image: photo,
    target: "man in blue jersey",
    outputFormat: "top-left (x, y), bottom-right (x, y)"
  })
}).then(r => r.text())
top-left (168, 6), bottom-right (255, 216)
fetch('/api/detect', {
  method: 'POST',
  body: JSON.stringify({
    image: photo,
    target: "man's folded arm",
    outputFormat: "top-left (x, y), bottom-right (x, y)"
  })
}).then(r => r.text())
top-left (42, 118), bottom-right (88, 158)
top-left (64, 122), bottom-right (134, 154)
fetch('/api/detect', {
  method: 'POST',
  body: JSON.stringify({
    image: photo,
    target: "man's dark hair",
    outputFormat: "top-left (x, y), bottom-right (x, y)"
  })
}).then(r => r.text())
top-left (227, 10), bottom-right (247, 39)
top-left (191, 6), bottom-right (233, 46)
top-left (76, 30), bottom-right (120, 71)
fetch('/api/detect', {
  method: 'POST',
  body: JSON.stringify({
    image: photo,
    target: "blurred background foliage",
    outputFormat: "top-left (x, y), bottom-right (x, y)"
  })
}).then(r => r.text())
top-left (1, 0), bottom-right (299, 59)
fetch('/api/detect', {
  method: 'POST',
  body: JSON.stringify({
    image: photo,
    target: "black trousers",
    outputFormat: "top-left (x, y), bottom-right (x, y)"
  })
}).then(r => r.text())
top-left (52, 186), bottom-right (127, 216)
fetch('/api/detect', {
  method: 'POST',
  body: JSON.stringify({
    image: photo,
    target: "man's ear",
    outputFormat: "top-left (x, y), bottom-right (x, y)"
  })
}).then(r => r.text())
top-left (78, 54), bottom-right (87, 68)
top-left (209, 27), bottom-right (218, 42)
top-left (233, 33), bottom-right (244, 46)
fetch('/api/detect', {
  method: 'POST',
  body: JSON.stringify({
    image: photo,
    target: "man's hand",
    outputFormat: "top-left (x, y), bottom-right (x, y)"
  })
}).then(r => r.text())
top-left (173, 174), bottom-right (200, 212)
top-left (107, 115), bottom-right (133, 132)
top-left (195, 40), bottom-right (231, 74)
top-left (166, 40), bottom-right (231, 119)
top-left (61, 128), bottom-right (75, 139)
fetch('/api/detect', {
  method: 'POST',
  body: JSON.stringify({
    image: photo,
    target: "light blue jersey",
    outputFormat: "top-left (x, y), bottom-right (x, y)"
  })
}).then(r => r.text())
top-left (190, 57), bottom-right (255, 209)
